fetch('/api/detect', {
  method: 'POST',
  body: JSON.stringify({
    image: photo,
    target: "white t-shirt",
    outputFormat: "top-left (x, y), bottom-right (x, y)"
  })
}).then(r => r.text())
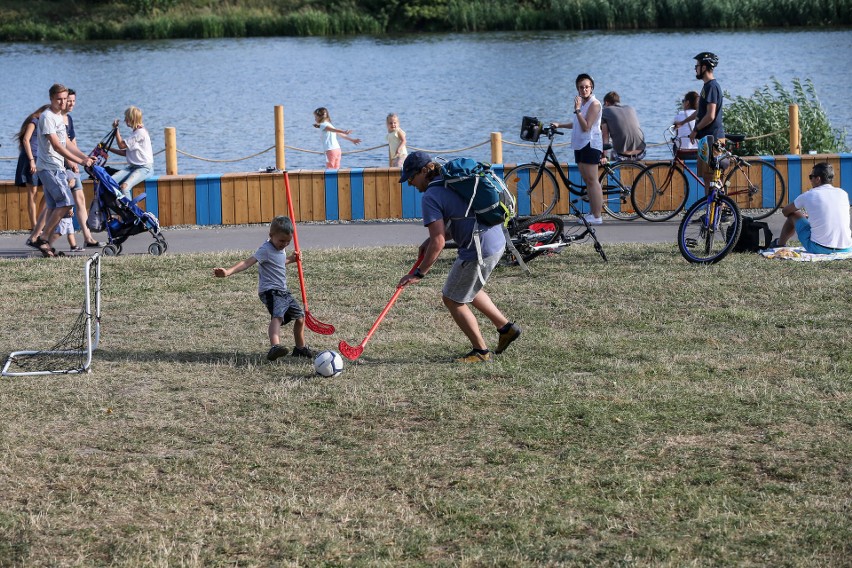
top-left (125, 127), bottom-right (154, 166)
top-left (36, 108), bottom-right (66, 171)
top-left (318, 121), bottom-right (340, 151)
top-left (674, 110), bottom-right (696, 150)
top-left (794, 184), bottom-right (852, 249)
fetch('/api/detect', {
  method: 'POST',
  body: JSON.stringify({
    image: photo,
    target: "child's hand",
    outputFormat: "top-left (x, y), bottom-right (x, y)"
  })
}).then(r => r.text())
top-left (352, 138), bottom-right (362, 145)
top-left (213, 267), bottom-right (228, 278)
top-left (112, 119), bottom-right (120, 129)
top-left (287, 251), bottom-right (300, 263)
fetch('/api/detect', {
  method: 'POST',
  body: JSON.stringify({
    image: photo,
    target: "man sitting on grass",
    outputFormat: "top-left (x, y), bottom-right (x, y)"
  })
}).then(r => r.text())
top-left (772, 162), bottom-right (852, 253)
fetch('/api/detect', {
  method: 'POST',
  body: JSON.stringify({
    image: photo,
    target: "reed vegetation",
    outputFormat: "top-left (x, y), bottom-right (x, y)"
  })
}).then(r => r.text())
top-left (724, 79), bottom-right (849, 156)
top-left (1, 0), bottom-right (850, 41)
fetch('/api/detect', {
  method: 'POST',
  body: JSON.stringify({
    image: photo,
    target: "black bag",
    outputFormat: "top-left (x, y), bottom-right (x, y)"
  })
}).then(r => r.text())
top-left (732, 216), bottom-right (773, 252)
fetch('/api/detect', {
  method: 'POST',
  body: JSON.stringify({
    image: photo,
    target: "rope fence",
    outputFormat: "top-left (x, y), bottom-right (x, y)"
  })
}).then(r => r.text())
top-left (0, 117), bottom-right (802, 173)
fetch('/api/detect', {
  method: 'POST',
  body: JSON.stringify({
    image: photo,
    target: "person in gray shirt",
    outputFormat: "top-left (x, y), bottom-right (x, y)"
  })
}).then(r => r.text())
top-left (600, 91), bottom-right (646, 160)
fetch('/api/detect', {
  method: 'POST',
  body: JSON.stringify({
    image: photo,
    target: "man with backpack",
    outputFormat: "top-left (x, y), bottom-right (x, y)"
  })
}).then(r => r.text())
top-left (397, 151), bottom-right (521, 363)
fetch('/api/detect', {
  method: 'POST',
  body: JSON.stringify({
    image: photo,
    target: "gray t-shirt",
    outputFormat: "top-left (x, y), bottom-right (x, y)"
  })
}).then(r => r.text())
top-left (254, 240), bottom-right (289, 294)
top-left (601, 104), bottom-right (645, 156)
top-left (36, 108), bottom-right (66, 171)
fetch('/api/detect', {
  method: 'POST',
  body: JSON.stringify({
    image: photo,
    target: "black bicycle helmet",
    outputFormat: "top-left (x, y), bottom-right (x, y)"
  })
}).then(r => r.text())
top-left (694, 52), bottom-right (719, 69)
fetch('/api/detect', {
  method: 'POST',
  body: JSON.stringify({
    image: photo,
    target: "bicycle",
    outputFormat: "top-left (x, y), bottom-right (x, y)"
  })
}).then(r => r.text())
top-left (503, 119), bottom-right (644, 221)
top-left (631, 126), bottom-right (786, 222)
top-left (677, 136), bottom-right (745, 264)
top-left (501, 214), bottom-right (608, 266)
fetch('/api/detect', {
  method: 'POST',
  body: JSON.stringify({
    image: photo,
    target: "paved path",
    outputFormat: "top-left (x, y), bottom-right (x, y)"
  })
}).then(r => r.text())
top-left (0, 214), bottom-right (786, 259)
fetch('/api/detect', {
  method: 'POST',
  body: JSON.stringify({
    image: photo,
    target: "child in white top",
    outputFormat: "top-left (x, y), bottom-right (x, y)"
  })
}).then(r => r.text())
top-left (109, 106), bottom-right (154, 199)
top-left (49, 207), bottom-right (83, 252)
top-left (673, 91), bottom-right (699, 153)
top-left (313, 107), bottom-right (361, 169)
top-left (386, 113), bottom-right (408, 167)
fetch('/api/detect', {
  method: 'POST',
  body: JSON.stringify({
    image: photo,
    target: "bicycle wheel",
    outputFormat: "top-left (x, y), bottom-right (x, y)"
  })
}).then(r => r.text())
top-left (503, 164), bottom-right (559, 217)
top-left (631, 162), bottom-right (690, 222)
top-left (502, 215), bottom-right (565, 265)
top-left (678, 194), bottom-right (742, 264)
top-left (600, 161), bottom-right (643, 221)
top-left (724, 158), bottom-right (786, 220)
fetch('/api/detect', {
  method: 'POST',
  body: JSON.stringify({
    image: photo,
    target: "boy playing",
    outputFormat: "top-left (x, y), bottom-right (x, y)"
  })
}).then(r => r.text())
top-left (213, 216), bottom-right (315, 361)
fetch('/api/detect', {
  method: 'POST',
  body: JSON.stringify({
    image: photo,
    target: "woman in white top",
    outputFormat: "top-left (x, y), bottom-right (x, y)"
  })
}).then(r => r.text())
top-left (673, 91), bottom-right (699, 154)
top-left (550, 73), bottom-right (604, 224)
top-left (109, 106), bottom-right (154, 200)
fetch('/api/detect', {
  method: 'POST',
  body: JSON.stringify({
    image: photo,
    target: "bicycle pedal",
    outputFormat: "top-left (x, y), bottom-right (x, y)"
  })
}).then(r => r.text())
top-left (685, 238), bottom-right (698, 248)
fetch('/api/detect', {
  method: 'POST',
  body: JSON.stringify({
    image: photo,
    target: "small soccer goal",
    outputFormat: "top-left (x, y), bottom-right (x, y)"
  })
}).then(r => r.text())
top-left (2, 253), bottom-right (102, 377)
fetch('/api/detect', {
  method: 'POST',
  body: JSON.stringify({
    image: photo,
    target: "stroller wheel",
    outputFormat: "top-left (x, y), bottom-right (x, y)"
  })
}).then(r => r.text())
top-left (148, 242), bottom-right (165, 256)
top-left (102, 244), bottom-right (119, 256)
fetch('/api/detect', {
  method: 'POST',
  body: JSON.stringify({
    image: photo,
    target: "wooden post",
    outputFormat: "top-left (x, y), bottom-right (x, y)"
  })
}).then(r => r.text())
top-left (275, 105), bottom-right (285, 171)
top-left (164, 127), bottom-right (178, 175)
top-left (490, 132), bottom-right (503, 164)
top-left (789, 104), bottom-right (800, 155)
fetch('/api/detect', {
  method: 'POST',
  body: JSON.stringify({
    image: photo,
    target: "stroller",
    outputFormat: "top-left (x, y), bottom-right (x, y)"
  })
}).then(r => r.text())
top-left (86, 164), bottom-right (167, 256)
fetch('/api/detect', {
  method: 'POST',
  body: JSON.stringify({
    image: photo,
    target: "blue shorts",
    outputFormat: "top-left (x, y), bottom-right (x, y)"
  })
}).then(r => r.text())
top-left (40, 169), bottom-right (74, 209)
top-left (574, 143), bottom-right (602, 165)
top-left (795, 218), bottom-right (852, 254)
top-left (259, 289), bottom-right (304, 324)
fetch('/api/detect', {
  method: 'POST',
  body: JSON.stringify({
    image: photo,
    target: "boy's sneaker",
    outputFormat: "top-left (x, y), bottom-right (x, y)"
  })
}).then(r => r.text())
top-left (266, 345), bottom-right (289, 361)
top-left (495, 323), bottom-right (521, 354)
top-left (576, 213), bottom-right (603, 225)
top-left (291, 346), bottom-right (316, 358)
top-left (455, 349), bottom-right (492, 363)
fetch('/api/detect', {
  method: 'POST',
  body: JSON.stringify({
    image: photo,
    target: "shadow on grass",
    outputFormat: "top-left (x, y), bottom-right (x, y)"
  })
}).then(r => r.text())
top-left (95, 349), bottom-right (314, 370)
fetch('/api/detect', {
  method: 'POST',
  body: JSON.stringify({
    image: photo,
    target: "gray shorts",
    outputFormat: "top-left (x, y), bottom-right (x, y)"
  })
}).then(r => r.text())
top-left (40, 169), bottom-right (73, 209)
top-left (66, 169), bottom-right (83, 191)
top-left (259, 289), bottom-right (304, 324)
top-left (442, 252), bottom-right (501, 304)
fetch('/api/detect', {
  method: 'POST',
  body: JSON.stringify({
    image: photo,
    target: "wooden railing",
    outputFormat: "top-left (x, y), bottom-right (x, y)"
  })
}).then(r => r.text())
top-left (1, 153), bottom-right (850, 232)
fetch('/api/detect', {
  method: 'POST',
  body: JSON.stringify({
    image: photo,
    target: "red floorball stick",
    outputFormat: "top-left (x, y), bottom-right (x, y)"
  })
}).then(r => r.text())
top-left (284, 171), bottom-right (335, 335)
top-left (338, 253), bottom-right (424, 361)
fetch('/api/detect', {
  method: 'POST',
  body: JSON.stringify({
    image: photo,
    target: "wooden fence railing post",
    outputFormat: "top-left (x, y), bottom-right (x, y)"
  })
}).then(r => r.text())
top-left (275, 105), bottom-right (286, 170)
top-left (789, 104), bottom-right (800, 155)
top-left (491, 132), bottom-right (503, 164)
top-left (165, 127), bottom-right (178, 175)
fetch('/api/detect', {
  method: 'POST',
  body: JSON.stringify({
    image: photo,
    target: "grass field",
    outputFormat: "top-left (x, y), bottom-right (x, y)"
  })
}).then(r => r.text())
top-left (0, 243), bottom-right (850, 566)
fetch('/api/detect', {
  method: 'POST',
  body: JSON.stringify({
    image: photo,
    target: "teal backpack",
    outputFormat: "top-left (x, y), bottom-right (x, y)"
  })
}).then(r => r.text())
top-left (440, 158), bottom-right (514, 227)
top-left (438, 157), bottom-right (528, 278)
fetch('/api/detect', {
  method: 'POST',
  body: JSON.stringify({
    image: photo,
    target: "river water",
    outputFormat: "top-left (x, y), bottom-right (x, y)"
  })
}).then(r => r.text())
top-left (1, 29), bottom-right (851, 180)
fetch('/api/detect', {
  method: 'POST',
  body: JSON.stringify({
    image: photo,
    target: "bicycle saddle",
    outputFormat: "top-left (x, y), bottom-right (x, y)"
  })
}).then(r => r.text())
top-left (726, 134), bottom-right (746, 143)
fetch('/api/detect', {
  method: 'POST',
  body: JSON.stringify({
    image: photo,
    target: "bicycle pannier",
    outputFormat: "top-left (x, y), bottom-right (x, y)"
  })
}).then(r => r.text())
top-left (520, 116), bottom-right (543, 142)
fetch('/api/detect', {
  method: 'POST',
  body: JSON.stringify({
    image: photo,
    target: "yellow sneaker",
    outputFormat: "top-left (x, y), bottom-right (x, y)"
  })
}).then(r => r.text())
top-left (495, 323), bottom-right (521, 354)
top-left (456, 350), bottom-right (492, 363)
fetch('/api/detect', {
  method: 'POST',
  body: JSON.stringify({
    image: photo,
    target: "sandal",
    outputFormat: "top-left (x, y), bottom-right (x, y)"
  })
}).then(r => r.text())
top-left (84, 240), bottom-right (102, 247)
top-left (25, 238), bottom-right (40, 249)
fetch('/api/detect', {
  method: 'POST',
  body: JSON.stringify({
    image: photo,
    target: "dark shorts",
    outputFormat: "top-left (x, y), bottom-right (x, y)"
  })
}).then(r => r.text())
top-left (574, 143), bottom-right (602, 165)
top-left (259, 289), bottom-right (304, 323)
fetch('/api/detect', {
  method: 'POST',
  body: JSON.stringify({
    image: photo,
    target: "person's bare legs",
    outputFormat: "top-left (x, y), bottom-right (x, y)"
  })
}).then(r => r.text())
top-left (578, 162), bottom-right (602, 218)
top-left (470, 290), bottom-right (509, 330)
top-left (444, 295), bottom-right (488, 351)
top-left (26, 184), bottom-right (39, 229)
top-left (778, 210), bottom-right (804, 246)
top-left (72, 190), bottom-right (97, 245)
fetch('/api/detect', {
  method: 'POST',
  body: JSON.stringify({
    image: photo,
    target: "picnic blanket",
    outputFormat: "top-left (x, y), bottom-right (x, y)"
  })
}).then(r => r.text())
top-left (760, 246), bottom-right (852, 261)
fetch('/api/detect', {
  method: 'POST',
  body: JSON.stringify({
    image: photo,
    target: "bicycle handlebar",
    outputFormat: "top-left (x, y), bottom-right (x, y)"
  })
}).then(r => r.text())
top-left (541, 125), bottom-right (564, 138)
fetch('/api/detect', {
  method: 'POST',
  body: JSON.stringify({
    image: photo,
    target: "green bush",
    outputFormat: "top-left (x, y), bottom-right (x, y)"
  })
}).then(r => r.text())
top-left (724, 79), bottom-right (849, 156)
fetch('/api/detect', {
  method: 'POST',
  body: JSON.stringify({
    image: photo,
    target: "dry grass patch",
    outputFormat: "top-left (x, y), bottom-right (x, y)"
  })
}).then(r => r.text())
top-left (0, 243), bottom-right (850, 566)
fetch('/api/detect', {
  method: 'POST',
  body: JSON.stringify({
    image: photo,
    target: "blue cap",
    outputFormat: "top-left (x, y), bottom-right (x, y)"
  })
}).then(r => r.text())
top-left (399, 151), bottom-right (432, 183)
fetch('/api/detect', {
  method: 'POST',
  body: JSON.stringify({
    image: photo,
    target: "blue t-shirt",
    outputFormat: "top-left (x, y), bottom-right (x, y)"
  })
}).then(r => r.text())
top-left (421, 177), bottom-right (506, 261)
top-left (697, 79), bottom-right (724, 139)
top-left (253, 240), bottom-right (289, 294)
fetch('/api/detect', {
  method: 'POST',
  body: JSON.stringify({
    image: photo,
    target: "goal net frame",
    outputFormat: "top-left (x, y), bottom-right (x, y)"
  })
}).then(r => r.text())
top-left (1, 253), bottom-right (102, 377)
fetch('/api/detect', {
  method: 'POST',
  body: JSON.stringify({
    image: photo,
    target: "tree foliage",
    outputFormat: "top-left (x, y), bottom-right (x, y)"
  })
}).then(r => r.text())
top-left (724, 79), bottom-right (849, 157)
